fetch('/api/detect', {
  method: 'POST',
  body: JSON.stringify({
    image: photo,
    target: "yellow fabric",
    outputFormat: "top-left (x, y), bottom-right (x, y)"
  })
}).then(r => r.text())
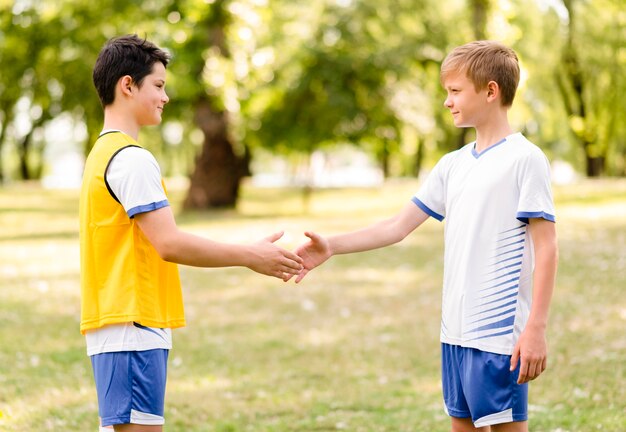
top-left (79, 132), bottom-right (185, 334)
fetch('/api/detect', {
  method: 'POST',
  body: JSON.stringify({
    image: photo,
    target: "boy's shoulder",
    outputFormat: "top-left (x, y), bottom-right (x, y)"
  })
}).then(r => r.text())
top-left (86, 132), bottom-right (149, 168)
top-left (90, 130), bottom-right (138, 153)
top-left (507, 132), bottom-right (534, 148)
top-left (440, 133), bottom-right (547, 168)
top-left (507, 133), bottom-right (550, 160)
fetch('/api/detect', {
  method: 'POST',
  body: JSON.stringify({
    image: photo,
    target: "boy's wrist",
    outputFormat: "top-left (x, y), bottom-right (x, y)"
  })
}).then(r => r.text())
top-left (240, 244), bottom-right (256, 269)
top-left (525, 318), bottom-right (548, 332)
top-left (327, 236), bottom-right (341, 257)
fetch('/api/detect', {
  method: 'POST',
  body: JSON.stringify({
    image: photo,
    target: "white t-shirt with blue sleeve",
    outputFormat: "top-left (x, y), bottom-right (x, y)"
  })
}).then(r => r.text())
top-left (105, 145), bottom-right (170, 218)
top-left (413, 132), bottom-right (555, 355)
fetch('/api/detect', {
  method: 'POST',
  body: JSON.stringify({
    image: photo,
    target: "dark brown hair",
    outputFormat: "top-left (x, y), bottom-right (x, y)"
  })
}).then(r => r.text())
top-left (92, 34), bottom-right (170, 107)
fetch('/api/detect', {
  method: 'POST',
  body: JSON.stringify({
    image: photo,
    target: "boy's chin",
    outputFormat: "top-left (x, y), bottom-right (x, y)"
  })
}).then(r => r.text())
top-left (454, 120), bottom-right (473, 128)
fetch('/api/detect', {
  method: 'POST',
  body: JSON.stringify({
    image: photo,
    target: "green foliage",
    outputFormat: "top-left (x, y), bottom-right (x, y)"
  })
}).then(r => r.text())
top-left (0, 0), bottom-right (625, 182)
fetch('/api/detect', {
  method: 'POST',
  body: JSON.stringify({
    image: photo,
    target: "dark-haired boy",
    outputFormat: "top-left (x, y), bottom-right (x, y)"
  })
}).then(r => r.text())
top-left (80, 34), bottom-right (303, 431)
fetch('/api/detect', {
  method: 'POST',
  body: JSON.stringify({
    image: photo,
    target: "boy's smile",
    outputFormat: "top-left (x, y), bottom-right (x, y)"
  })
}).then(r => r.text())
top-left (443, 71), bottom-right (489, 129)
top-left (133, 61), bottom-right (169, 127)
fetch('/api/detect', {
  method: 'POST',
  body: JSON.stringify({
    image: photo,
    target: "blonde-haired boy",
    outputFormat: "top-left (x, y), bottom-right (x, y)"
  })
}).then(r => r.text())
top-left (292, 40), bottom-right (558, 431)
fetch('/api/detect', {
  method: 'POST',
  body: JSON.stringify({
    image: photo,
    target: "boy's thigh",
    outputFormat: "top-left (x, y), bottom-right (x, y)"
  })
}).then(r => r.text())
top-left (442, 343), bottom-right (528, 428)
top-left (450, 416), bottom-right (489, 432)
top-left (91, 349), bottom-right (169, 428)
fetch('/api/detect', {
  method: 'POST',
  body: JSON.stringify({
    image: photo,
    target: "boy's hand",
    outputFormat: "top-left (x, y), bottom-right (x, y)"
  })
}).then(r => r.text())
top-left (286, 231), bottom-right (332, 283)
top-left (510, 324), bottom-right (548, 384)
top-left (248, 231), bottom-right (303, 280)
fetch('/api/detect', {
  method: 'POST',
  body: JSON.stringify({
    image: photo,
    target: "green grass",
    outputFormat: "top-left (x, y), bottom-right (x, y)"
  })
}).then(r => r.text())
top-left (0, 178), bottom-right (625, 431)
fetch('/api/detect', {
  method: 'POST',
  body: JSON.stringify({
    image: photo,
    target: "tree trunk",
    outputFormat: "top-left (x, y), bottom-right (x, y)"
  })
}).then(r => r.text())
top-left (0, 115), bottom-right (8, 183)
top-left (470, 0), bottom-right (490, 39)
top-left (379, 140), bottom-right (390, 178)
top-left (413, 137), bottom-right (424, 178)
top-left (585, 151), bottom-right (605, 177)
top-left (18, 129), bottom-right (35, 180)
top-left (183, 99), bottom-right (247, 209)
top-left (559, 0), bottom-right (605, 177)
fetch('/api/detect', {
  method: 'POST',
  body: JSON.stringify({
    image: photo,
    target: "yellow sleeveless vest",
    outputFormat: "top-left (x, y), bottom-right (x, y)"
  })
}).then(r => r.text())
top-left (79, 132), bottom-right (185, 334)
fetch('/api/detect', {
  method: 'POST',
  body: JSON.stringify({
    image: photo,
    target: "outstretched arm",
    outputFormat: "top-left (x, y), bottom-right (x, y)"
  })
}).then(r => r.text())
top-left (510, 218), bottom-right (558, 383)
top-left (134, 206), bottom-right (303, 280)
top-left (292, 202), bottom-right (430, 283)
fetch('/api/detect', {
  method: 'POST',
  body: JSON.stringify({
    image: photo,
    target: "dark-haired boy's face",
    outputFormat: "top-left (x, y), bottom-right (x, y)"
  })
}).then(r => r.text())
top-left (132, 62), bottom-right (169, 126)
top-left (442, 71), bottom-right (488, 129)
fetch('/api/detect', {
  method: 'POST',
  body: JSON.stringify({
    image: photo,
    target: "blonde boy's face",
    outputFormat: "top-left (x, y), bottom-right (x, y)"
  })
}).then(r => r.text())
top-left (132, 62), bottom-right (169, 126)
top-left (442, 71), bottom-right (489, 128)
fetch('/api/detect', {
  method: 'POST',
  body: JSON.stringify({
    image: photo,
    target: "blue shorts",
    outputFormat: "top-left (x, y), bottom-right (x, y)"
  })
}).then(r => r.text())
top-left (441, 343), bottom-right (528, 427)
top-left (91, 349), bottom-right (169, 427)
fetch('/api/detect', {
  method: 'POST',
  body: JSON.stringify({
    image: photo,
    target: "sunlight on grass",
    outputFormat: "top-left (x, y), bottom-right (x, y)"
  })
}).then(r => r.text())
top-left (0, 178), bottom-right (625, 431)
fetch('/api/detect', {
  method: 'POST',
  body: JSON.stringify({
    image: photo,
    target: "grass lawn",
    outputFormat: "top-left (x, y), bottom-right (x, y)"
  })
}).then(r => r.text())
top-left (0, 178), bottom-right (624, 431)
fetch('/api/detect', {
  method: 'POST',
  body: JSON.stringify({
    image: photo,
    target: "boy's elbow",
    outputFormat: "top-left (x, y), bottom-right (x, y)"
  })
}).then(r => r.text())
top-left (393, 222), bottom-right (414, 244)
top-left (554, 244), bottom-right (559, 267)
top-left (550, 233), bottom-right (559, 263)
top-left (150, 237), bottom-right (180, 263)
top-left (158, 249), bottom-right (177, 263)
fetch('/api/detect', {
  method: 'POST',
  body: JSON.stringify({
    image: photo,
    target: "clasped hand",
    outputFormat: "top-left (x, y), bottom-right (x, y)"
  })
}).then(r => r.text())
top-left (283, 231), bottom-right (331, 283)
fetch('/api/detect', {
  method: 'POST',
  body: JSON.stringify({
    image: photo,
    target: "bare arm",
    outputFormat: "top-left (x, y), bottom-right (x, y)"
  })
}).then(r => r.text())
top-left (510, 218), bottom-right (558, 383)
top-left (134, 206), bottom-right (303, 280)
top-left (292, 202), bottom-right (430, 282)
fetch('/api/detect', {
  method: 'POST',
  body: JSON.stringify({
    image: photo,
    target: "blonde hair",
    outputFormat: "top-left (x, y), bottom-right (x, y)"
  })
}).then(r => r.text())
top-left (440, 40), bottom-right (520, 106)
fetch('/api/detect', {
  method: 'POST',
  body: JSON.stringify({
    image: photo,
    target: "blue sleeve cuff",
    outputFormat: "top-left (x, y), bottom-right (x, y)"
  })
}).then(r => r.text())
top-left (516, 211), bottom-right (556, 224)
top-left (412, 197), bottom-right (444, 221)
top-left (128, 200), bottom-right (170, 218)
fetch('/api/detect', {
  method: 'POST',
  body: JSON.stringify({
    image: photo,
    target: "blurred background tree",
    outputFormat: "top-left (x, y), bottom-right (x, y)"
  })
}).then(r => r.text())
top-left (0, 0), bottom-right (624, 206)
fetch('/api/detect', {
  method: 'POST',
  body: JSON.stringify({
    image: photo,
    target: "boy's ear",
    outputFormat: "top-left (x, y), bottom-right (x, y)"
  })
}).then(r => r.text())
top-left (119, 75), bottom-right (134, 96)
top-left (486, 80), bottom-right (499, 102)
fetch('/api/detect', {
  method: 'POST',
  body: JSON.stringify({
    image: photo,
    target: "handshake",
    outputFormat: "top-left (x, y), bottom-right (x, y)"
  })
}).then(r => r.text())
top-left (249, 231), bottom-right (331, 284)
top-left (242, 203), bottom-right (425, 282)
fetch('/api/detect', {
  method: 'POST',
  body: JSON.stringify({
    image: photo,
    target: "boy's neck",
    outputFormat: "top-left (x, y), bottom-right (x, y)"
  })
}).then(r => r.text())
top-left (474, 113), bottom-right (513, 152)
top-left (102, 108), bottom-right (140, 141)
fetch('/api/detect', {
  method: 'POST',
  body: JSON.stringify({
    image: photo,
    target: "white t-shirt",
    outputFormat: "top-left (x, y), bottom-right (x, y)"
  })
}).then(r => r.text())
top-left (86, 131), bottom-right (173, 356)
top-left (413, 132), bottom-right (555, 355)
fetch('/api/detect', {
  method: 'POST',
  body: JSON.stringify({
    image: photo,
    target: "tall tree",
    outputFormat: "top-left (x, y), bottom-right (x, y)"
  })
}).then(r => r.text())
top-left (165, 0), bottom-right (248, 209)
top-left (470, 0), bottom-right (490, 39)
top-left (254, 0), bottom-right (452, 178)
top-left (553, 0), bottom-right (625, 176)
top-left (556, 0), bottom-right (599, 175)
top-left (0, 0), bottom-right (163, 180)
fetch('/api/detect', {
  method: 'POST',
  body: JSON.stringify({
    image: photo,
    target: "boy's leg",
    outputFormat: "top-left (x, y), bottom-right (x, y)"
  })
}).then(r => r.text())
top-left (491, 421), bottom-right (527, 432)
top-left (451, 418), bottom-right (527, 432)
top-left (451, 416), bottom-right (490, 432)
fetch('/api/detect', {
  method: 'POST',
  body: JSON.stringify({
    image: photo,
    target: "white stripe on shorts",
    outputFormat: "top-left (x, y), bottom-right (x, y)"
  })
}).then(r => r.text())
top-left (474, 408), bottom-right (514, 428)
top-left (130, 408), bottom-right (165, 425)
